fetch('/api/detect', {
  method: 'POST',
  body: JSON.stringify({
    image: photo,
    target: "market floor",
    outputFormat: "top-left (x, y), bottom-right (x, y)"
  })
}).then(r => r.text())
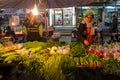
top-left (59, 35), bottom-right (111, 43)
top-left (59, 36), bottom-right (71, 42)
top-left (16, 35), bottom-right (117, 43)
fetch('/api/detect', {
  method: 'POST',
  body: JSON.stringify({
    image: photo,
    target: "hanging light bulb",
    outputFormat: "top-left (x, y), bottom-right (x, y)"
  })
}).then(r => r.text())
top-left (12, 22), bottom-right (15, 26)
top-left (32, 4), bottom-right (39, 15)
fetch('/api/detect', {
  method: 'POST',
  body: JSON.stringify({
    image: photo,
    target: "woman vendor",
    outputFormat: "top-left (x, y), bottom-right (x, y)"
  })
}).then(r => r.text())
top-left (74, 8), bottom-right (94, 46)
top-left (23, 12), bottom-right (43, 41)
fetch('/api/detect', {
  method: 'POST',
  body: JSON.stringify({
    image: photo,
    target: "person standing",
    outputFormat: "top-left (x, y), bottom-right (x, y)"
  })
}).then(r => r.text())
top-left (23, 12), bottom-right (43, 41)
top-left (84, 8), bottom-right (94, 45)
top-left (5, 26), bottom-right (18, 42)
top-left (92, 22), bottom-right (101, 44)
top-left (98, 18), bottom-right (103, 41)
top-left (110, 15), bottom-right (118, 41)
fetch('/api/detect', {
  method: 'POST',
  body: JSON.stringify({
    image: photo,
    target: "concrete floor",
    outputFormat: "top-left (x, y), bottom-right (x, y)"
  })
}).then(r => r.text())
top-left (59, 35), bottom-right (112, 43)
top-left (59, 36), bottom-right (71, 42)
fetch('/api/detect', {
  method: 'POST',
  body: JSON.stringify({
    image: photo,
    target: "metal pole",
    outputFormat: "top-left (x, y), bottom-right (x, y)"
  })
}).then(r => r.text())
top-left (115, 0), bottom-right (118, 41)
top-left (38, 0), bottom-right (48, 40)
top-left (44, 0), bottom-right (48, 40)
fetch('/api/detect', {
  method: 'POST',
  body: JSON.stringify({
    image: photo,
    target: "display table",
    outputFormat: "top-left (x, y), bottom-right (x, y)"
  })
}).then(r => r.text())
top-left (15, 32), bottom-right (25, 36)
top-left (0, 32), bottom-right (25, 43)
top-left (0, 33), bottom-right (25, 37)
top-left (43, 28), bottom-right (54, 32)
top-left (0, 33), bottom-right (5, 37)
top-left (43, 28), bottom-right (54, 36)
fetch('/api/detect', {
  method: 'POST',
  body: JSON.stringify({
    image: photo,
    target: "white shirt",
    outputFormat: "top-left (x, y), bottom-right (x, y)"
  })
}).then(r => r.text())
top-left (98, 22), bottom-right (103, 31)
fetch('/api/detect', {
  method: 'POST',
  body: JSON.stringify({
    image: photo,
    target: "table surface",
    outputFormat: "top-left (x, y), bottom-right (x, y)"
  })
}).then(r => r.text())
top-left (0, 28), bottom-right (54, 37)
top-left (43, 28), bottom-right (54, 32)
top-left (0, 33), bottom-right (25, 37)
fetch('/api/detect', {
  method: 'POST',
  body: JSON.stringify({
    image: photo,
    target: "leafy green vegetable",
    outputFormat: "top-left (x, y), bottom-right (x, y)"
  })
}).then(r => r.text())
top-left (43, 54), bottom-right (76, 80)
top-left (69, 42), bottom-right (86, 56)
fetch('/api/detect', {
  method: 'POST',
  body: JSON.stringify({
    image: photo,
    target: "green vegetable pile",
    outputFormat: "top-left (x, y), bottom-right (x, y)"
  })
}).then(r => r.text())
top-left (69, 42), bottom-right (86, 56)
top-left (44, 54), bottom-right (76, 80)
top-left (102, 57), bottom-right (120, 74)
top-left (0, 41), bottom-right (120, 79)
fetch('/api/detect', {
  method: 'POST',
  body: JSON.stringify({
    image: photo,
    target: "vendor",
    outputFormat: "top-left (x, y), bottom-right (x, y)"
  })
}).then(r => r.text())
top-left (73, 8), bottom-right (94, 46)
top-left (23, 12), bottom-right (43, 41)
top-left (5, 26), bottom-right (18, 41)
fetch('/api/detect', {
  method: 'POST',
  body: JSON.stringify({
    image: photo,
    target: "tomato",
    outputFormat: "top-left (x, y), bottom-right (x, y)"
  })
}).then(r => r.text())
top-left (86, 48), bottom-right (94, 54)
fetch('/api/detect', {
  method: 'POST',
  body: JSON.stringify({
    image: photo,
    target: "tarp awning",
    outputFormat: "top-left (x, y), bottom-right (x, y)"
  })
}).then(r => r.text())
top-left (0, 0), bottom-right (96, 9)
top-left (96, 0), bottom-right (114, 2)
top-left (0, 0), bottom-right (117, 9)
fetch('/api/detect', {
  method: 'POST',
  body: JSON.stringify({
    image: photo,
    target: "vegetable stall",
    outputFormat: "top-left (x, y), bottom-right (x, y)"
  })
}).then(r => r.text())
top-left (0, 41), bottom-right (120, 80)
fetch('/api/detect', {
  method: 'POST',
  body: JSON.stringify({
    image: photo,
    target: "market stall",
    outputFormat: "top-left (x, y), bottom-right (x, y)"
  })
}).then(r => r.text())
top-left (0, 0), bottom-right (120, 80)
top-left (0, 41), bottom-right (120, 80)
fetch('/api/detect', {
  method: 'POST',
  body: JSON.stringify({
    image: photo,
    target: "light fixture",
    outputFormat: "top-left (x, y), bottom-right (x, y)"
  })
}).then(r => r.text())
top-left (106, 6), bottom-right (115, 9)
top-left (82, 7), bottom-right (90, 9)
top-left (31, 4), bottom-right (39, 15)
top-left (12, 22), bottom-right (15, 26)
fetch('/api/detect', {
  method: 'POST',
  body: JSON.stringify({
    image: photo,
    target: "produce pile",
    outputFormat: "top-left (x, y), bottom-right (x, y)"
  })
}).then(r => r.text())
top-left (0, 41), bottom-right (120, 80)
top-left (86, 42), bottom-right (120, 60)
